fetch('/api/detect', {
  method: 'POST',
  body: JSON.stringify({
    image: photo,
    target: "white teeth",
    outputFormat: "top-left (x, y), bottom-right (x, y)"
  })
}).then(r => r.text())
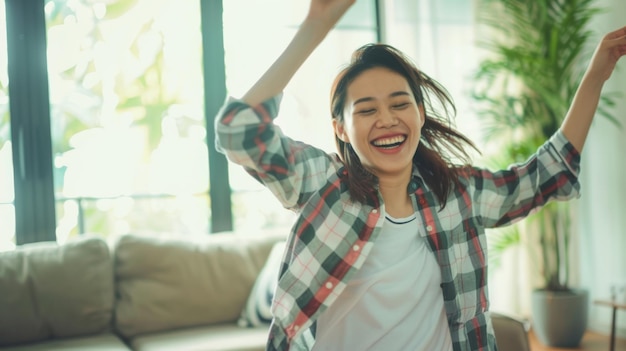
top-left (373, 135), bottom-right (406, 147)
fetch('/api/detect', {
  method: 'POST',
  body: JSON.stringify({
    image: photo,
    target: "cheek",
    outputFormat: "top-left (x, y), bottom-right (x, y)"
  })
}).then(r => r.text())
top-left (347, 121), bottom-right (372, 148)
top-left (343, 123), bottom-right (370, 157)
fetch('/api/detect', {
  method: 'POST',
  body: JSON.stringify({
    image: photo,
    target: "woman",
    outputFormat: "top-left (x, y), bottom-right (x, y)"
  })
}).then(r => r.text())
top-left (215, 1), bottom-right (626, 350)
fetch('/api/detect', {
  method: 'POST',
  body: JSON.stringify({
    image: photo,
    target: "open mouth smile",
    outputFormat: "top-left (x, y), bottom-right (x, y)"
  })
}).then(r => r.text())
top-left (371, 135), bottom-right (407, 149)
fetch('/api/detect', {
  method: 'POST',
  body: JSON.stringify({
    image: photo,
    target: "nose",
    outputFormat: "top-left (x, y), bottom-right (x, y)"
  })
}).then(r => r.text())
top-left (376, 109), bottom-right (398, 128)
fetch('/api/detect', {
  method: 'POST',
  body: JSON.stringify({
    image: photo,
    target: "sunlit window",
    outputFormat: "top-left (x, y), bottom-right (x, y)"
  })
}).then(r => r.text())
top-left (45, 0), bottom-right (208, 242)
top-left (0, 0), bottom-right (15, 251)
top-left (222, 0), bottom-right (378, 233)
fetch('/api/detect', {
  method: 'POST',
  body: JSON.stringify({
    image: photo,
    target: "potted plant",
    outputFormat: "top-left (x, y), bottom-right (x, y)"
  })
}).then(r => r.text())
top-left (471, 0), bottom-right (620, 347)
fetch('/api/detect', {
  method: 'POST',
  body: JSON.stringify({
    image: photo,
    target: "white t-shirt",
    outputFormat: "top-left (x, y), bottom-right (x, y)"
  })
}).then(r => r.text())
top-left (312, 213), bottom-right (453, 351)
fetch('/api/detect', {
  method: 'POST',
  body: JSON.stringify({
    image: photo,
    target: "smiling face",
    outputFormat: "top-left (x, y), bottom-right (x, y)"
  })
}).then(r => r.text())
top-left (333, 67), bottom-right (424, 179)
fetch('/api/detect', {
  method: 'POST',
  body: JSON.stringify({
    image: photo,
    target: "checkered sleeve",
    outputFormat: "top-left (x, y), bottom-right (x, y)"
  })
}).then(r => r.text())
top-left (215, 94), bottom-right (338, 210)
top-left (471, 130), bottom-right (581, 228)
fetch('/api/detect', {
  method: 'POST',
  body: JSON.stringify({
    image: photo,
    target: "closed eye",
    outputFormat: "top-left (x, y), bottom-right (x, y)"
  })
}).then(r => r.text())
top-left (356, 109), bottom-right (376, 116)
top-left (392, 102), bottom-right (411, 110)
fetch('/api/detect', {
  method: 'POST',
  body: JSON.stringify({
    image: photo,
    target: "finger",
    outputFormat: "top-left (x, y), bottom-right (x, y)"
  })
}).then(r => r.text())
top-left (605, 25), bottom-right (626, 40)
top-left (606, 33), bottom-right (626, 50)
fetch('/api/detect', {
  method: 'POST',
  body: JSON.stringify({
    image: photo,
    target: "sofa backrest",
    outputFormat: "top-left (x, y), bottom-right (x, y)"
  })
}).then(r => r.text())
top-left (112, 230), bottom-right (285, 339)
top-left (0, 235), bottom-right (114, 347)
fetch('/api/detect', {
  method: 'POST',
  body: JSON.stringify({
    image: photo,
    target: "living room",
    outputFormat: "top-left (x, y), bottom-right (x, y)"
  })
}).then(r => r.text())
top-left (1, 0), bottom-right (625, 350)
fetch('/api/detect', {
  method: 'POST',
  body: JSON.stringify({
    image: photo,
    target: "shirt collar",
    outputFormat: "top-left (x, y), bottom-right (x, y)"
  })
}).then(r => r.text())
top-left (408, 165), bottom-right (429, 194)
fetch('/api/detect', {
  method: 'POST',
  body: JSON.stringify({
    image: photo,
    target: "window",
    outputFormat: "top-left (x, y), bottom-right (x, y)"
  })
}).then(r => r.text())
top-left (45, 0), bottom-right (209, 242)
top-left (4, 0), bottom-right (380, 246)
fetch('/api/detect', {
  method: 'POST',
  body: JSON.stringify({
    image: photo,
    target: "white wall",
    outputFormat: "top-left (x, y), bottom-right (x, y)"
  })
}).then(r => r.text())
top-left (579, 0), bottom-right (626, 338)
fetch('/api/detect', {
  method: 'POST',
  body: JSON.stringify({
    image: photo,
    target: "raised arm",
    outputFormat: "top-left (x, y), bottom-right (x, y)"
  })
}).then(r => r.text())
top-left (241, 0), bottom-right (355, 106)
top-left (561, 25), bottom-right (626, 152)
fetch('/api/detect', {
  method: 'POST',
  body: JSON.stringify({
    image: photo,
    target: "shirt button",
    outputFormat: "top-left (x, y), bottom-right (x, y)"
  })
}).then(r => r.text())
top-left (426, 225), bottom-right (433, 231)
top-left (353, 245), bottom-right (360, 251)
top-left (325, 282), bottom-right (333, 289)
top-left (372, 209), bottom-right (378, 214)
top-left (294, 325), bottom-right (300, 331)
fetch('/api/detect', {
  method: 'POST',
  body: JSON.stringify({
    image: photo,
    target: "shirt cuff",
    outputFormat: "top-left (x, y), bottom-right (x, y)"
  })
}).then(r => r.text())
top-left (217, 93), bottom-right (283, 126)
top-left (548, 129), bottom-right (581, 177)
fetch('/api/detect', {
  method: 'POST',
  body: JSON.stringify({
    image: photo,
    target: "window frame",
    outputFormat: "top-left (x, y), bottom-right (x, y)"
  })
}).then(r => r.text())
top-left (5, 0), bottom-right (56, 244)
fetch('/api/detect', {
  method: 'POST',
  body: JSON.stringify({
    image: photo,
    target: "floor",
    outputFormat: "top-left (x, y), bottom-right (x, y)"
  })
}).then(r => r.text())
top-left (529, 330), bottom-right (626, 351)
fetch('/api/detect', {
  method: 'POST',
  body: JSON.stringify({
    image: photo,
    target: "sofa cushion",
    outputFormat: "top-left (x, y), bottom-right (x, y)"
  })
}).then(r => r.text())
top-left (238, 241), bottom-right (285, 327)
top-left (129, 323), bottom-right (268, 351)
top-left (0, 333), bottom-right (130, 351)
top-left (0, 235), bottom-right (114, 347)
top-left (113, 231), bottom-right (284, 338)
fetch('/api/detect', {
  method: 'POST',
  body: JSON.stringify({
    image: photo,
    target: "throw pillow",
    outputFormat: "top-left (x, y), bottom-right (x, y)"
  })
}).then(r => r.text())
top-left (114, 232), bottom-right (284, 338)
top-left (0, 235), bottom-right (113, 346)
top-left (238, 240), bottom-right (286, 327)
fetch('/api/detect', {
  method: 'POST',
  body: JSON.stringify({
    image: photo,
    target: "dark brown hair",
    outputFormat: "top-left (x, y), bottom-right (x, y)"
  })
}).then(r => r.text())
top-left (330, 43), bottom-right (479, 207)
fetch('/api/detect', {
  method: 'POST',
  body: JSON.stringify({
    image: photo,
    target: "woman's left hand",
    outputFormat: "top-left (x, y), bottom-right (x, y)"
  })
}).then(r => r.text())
top-left (586, 25), bottom-right (626, 82)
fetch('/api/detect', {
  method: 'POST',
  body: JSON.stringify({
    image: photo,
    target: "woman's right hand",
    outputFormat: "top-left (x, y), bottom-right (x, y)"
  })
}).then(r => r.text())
top-left (306, 0), bottom-right (356, 29)
top-left (241, 0), bottom-right (355, 106)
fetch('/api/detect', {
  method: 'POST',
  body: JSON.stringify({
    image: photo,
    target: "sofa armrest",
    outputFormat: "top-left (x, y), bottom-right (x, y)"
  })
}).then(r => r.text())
top-left (491, 311), bottom-right (531, 351)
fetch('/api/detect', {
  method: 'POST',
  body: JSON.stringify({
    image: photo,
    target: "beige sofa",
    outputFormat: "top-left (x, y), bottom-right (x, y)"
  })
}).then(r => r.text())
top-left (0, 230), bottom-right (530, 351)
top-left (0, 231), bottom-right (285, 351)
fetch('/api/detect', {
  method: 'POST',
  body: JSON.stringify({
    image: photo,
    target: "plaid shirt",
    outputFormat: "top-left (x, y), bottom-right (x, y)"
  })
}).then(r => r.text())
top-left (216, 95), bottom-right (581, 351)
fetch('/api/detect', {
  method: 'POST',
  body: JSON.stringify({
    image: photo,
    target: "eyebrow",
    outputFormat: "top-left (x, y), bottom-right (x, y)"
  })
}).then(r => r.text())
top-left (353, 91), bottom-right (411, 106)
